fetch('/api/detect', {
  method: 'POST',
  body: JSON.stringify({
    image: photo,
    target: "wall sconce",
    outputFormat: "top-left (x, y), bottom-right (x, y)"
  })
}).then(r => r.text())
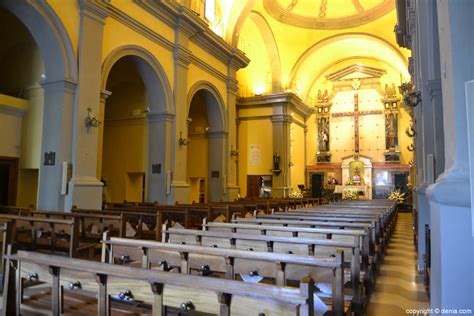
top-left (178, 131), bottom-right (190, 146)
top-left (85, 107), bottom-right (101, 131)
top-left (399, 82), bottom-right (421, 108)
top-left (405, 126), bottom-right (416, 137)
top-left (403, 91), bottom-right (421, 108)
top-left (230, 145), bottom-right (238, 158)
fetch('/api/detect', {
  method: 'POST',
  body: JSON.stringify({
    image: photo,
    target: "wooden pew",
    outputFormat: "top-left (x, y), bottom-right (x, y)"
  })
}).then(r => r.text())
top-left (163, 225), bottom-right (364, 308)
top-left (101, 236), bottom-right (351, 313)
top-left (0, 215), bottom-right (93, 259)
top-left (2, 249), bottom-right (340, 316)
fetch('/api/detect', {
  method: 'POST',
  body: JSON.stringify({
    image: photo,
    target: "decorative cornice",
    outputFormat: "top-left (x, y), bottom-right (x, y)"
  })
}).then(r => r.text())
top-left (134, 0), bottom-right (248, 70)
top-left (271, 114), bottom-right (293, 124)
top-left (188, 55), bottom-right (226, 82)
top-left (104, 3), bottom-right (174, 50)
top-left (237, 93), bottom-right (314, 119)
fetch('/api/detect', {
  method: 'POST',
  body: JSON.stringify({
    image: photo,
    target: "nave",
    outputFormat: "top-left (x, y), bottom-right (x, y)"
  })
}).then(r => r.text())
top-left (0, 199), bottom-right (428, 315)
top-left (366, 213), bottom-right (428, 315)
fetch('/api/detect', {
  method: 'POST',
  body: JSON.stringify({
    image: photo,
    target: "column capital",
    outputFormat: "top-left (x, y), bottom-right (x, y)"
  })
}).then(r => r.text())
top-left (226, 77), bottom-right (239, 95)
top-left (41, 79), bottom-right (78, 94)
top-left (173, 45), bottom-right (191, 68)
top-left (207, 131), bottom-right (228, 139)
top-left (100, 89), bottom-right (112, 101)
top-left (271, 114), bottom-right (293, 124)
top-left (78, 0), bottom-right (110, 24)
top-left (148, 112), bottom-right (175, 123)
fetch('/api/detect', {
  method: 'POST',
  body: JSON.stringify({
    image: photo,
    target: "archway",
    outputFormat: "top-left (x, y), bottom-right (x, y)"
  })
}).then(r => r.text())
top-left (100, 48), bottom-right (172, 204)
top-left (0, 1), bottom-right (76, 210)
top-left (186, 84), bottom-right (226, 203)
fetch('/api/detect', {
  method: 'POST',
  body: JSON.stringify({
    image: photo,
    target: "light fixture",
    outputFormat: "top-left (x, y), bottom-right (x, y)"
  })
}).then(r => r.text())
top-left (399, 82), bottom-right (421, 108)
top-left (178, 131), bottom-right (190, 146)
top-left (85, 108), bottom-right (101, 131)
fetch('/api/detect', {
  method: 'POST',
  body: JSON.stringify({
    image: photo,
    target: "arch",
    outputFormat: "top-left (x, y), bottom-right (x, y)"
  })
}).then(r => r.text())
top-left (101, 45), bottom-right (173, 115)
top-left (229, 0), bottom-right (258, 46)
top-left (306, 56), bottom-right (405, 101)
top-left (0, 0), bottom-right (77, 82)
top-left (187, 81), bottom-right (227, 133)
top-left (288, 32), bottom-right (409, 86)
top-left (248, 11), bottom-right (282, 86)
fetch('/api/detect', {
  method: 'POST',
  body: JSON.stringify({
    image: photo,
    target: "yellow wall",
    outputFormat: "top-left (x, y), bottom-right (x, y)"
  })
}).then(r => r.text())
top-left (290, 122), bottom-right (305, 191)
top-left (238, 119), bottom-right (273, 197)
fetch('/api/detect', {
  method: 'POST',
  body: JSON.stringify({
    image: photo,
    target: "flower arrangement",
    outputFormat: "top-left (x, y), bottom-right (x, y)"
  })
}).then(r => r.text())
top-left (289, 191), bottom-right (303, 199)
top-left (388, 190), bottom-right (405, 204)
top-left (342, 188), bottom-right (358, 200)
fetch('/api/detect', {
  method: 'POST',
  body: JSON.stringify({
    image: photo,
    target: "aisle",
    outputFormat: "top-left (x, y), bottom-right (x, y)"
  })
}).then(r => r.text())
top-left (365, 212), bottom-right (429, 315)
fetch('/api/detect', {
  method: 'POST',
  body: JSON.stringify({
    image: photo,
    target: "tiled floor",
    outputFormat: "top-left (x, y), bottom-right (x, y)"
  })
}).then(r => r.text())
top-left (365, 212), bottom-right (429, 315)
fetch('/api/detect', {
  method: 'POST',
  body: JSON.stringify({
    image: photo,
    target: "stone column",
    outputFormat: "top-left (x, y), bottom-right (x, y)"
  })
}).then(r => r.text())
top-left (96, 89), bottom-right (111, 178)
top-left (148, 113), bottom-right (174, 203)
top-left (208, 131), bottom-right (227, 202)
top-left (226, 77), bottom-right (239, 201)
top-left (38, 80), bottom-right (77, 210)
top-left (426, 0), bottom-right (473, 310)
top-left (271, 112), bottom-right (291, 197)
top-left (65, 1), bottom-right (109, 210)
top-left (168, 22), bottom-right (193, 204)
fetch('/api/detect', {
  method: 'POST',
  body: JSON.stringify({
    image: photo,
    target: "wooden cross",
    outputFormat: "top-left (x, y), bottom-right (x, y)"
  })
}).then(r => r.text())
top-left (331, 93), bottom-right (382, 153)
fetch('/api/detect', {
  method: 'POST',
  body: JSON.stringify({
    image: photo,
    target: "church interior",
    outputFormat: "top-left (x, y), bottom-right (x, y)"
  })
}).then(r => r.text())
top-left (0, 0), bottom-right (472, 314)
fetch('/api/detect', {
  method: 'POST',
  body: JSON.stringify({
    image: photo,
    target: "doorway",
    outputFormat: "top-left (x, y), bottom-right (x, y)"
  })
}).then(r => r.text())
top-left (311, 173), bottom-right (324, 198)
top-left (0, 157), bottom-right (18, 206)
top-left (247, 175), bottom-right (272, 198)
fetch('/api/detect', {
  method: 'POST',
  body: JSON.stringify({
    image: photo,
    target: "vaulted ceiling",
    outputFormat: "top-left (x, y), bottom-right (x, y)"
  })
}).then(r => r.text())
top-left (210, 0), bottom-right (410, 104)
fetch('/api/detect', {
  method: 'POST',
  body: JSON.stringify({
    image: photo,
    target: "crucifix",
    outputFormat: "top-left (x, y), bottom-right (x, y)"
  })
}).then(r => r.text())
top-left (331, 93), bottom-right (383, 153)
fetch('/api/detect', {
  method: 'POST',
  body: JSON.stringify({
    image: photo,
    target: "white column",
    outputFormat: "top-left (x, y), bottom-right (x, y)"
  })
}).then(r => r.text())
top-left (147, 113), bottom-right (174, 203)
top-left (66, 1), bottom-right (109, 210)
top-left (426, 0), bottom-right (473, 310)
top-left (38, 80), bottom-right (77, 210)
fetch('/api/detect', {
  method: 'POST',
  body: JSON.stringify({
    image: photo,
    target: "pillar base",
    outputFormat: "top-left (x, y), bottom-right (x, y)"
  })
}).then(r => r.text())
top-left (67, 176), bottom-right (103, 210)
top-left (169, 180), bottom-right (190, 204)
top-left (414, 184), bottom-right (430, 272)
top-left (426, 176), bottom-right (473, 310)
top-left (225, 185), bottom-right (239, 202)
top-left (272, 186), bottom-right (291, 198)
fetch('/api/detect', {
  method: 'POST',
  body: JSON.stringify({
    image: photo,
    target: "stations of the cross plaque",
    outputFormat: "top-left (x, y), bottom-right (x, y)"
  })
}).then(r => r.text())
top-left (331, 93), bottom-right (383, 153)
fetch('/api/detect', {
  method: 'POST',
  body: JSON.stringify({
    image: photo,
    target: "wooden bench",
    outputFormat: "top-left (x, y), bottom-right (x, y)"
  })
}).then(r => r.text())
top-left (2, 248), bottom-right (340, 316)
top-left (101, 235), bottom-right (352, 313)
top-left (163, 225), bottom-right (365, 306)
top-left (0, 215), bottom-right (99, 263)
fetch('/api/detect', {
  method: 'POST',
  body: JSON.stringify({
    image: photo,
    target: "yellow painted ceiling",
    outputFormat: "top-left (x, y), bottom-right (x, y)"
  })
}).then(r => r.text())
top-left (211, 0), bottom-right (410, 104)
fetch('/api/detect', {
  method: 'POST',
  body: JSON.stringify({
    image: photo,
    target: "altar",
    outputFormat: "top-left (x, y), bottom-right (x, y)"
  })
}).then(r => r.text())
top-left (334, 185), bottom-right (370, 198)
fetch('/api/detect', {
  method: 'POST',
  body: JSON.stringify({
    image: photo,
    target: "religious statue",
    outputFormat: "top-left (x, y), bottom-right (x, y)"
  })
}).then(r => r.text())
top-left (317, 89), bottom-right (323, 103)
top-left (318, 117), bottom-right (330, 152)
top-left (386, 112), bottom-right (397, 151)
top-left (352, 167), bottom-right (362, 184)
top-left (323, 89), bottom-right (329, 102)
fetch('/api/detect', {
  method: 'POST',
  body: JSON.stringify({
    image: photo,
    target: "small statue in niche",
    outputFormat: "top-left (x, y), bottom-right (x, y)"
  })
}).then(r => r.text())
top-left (318, 117), bottom-right (330, 152)
top-left (273, 152), bottom-right (280, 171)
top-left (386, 112), bottom-right (397, 151)
top-left (352, 167), bottom-right (362, 184)
top-left (317, 89), bottom-right (323, 103)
